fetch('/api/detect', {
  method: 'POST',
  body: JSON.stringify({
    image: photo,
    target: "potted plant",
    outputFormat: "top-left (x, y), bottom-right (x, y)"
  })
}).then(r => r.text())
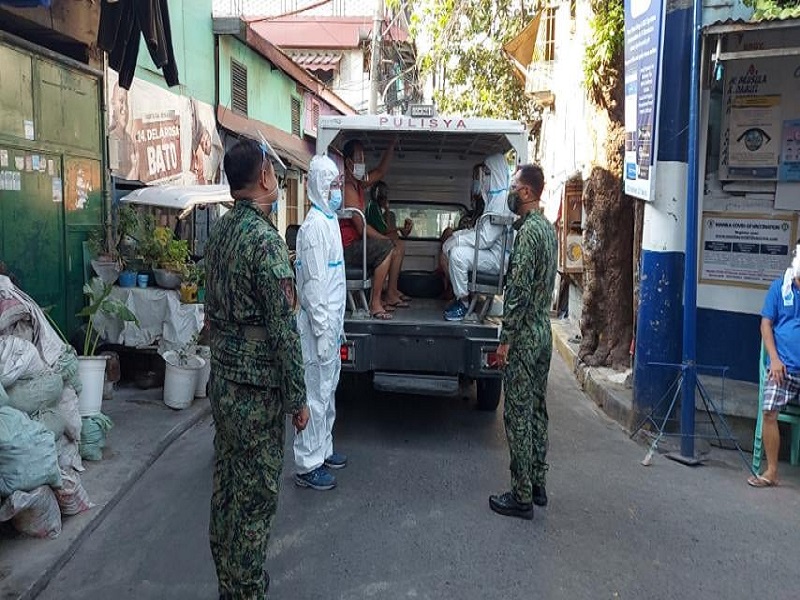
top-left (180, 263), bottom-right (203, 303)
top-left (151, 226), bottom-right (189, 289)
top-left (161, 333), bottom-right (205, 410)
top-left (88, 228), bottom-right (122, 285)
top-left (76, 277), bottom-right (139, 416)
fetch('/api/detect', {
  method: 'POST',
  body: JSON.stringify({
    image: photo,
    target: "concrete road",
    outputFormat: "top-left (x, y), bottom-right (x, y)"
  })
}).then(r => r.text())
top-left (38, 355), bottom-right (800, 600)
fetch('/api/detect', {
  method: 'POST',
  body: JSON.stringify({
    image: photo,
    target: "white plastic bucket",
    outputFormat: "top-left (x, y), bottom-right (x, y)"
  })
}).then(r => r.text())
top-left (194, 346), bottom-right (212, 398)
top-left (162, 351), bottom-right (205, 410)
top-left (77, 356), bottom-right (109, 417)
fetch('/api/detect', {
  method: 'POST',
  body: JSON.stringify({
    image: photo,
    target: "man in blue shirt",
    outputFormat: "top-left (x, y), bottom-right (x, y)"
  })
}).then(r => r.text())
top-left (751, 241), bottom-right (800, 487)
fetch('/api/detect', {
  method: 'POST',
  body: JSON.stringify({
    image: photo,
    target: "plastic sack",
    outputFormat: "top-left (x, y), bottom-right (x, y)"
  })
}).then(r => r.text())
top-left (57, 386), bottom-right (82, 442)
top-left (32, 408), bottom-right (67, 439)
top-left (0, 406), bottom-right (62, 496)
top-left (54, 469), bottom-right (93, 516)
top-left (0, 335), bottom-right (46, 388)
top-left (3, 371), bottom-right (63, 414)
top-left (79, 413), bottom-right (113, 462)
top-left (0, 486), bottom-right (62, 538)
top-left (56, 435), bottom-right (84, 473)
top-left (55, 346), bottom-right (82, 395)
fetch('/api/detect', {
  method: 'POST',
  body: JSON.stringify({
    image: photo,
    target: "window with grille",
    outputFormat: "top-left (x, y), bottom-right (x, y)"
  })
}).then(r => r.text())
top-left (291, 97), bottom-right (301, 137)
top-left (231, 59), bottom-right (248, 116)
top-left (543, 7), bottom-right (556, 62)
top-left (311, 100), bottom-right (320, 132)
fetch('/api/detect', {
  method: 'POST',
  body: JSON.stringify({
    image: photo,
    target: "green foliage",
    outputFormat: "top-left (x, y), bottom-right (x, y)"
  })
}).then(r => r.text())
top-left (583, 0), bottom-right (624, 113)
top-left (152, 227), bottom-right (190, 271)
top-left (743, 0), bottom-right (800, 19)
top-left (410, 0), bottom-right (537, 119)
top-left (77, 277), bottom-right (139, 356)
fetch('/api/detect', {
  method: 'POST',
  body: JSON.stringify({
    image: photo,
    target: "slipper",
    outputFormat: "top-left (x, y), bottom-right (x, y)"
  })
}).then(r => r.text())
top-left (747, 475), bottom-right (778, 488)
top-left (370, 310), bottom-right (393, 320)
top-left (386, 300), bottom-right (411, 309)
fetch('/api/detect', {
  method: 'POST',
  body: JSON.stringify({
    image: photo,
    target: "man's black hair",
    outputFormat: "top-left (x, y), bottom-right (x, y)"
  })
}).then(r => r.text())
top-left (342, 139), bottom-right (363, 162)
top-left (371, 181), bottom-right (388, 203)
top-left (517, 164), bottom-right (545, 197)
top-left (224, 138), bottom-right (263, 192)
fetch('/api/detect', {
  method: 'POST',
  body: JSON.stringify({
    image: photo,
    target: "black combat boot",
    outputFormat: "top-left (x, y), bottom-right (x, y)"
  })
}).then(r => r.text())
top-left (532, 485), bottom-right (548, 507)
top-left (489, 492), bottom-right (533, 520)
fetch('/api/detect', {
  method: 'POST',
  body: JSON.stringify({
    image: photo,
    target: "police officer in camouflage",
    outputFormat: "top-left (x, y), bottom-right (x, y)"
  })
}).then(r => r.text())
top-left (490, 164), bottom-right (557, 521)
top-left (205, 138), bottom-right (309, 598)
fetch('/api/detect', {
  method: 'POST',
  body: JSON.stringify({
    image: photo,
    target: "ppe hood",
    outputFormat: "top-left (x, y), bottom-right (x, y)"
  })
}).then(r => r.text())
top-left (307, 155), bottom-right (340, 216)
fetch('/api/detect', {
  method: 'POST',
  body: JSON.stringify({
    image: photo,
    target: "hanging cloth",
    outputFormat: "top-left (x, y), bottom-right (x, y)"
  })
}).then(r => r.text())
top-left (97, 0), bottom-right (180, 90)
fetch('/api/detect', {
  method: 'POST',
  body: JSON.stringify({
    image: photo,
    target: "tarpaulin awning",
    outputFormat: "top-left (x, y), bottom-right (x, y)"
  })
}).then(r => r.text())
top-left (503, 12), bottom-right (542, 78)
top-left (217, 106), bottom-right (312, 171)
top-left (289, 52), bottom-right (342, 72)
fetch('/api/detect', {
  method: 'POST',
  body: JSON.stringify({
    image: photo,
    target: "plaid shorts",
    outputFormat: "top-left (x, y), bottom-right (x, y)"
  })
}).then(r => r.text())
top-left (763, 371), bottom-right (800, 412)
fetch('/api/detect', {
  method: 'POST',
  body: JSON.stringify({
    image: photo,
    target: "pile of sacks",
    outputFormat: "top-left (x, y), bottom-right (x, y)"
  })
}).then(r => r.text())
top-left (0, 275), bottom-right (94, 538)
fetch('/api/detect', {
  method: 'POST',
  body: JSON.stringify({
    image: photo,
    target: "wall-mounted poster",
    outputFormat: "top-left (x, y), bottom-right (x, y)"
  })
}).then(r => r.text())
top-left (107, 70), bottom-right (222, 186)
top-left (720, 56), bottom-right (800, 181)
top-left (700, 212), bottom-right (796, 288)
top-left (780, 119), bottom-right (800, 182)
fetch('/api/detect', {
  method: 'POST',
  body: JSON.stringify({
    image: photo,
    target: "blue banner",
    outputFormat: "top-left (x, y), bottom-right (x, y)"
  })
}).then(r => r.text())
top-left (624, 0), bottom-right (665, 201)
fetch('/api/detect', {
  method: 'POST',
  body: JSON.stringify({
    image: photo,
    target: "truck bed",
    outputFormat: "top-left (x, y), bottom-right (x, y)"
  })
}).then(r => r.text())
top-left (344, 298), bottom-right (500, 336)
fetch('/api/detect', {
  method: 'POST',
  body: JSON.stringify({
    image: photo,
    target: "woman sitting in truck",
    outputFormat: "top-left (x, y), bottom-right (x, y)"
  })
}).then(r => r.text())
top-left (366, 181), bottom-right (413, 305)
top-left (340, 138), bottom-right (407, 319)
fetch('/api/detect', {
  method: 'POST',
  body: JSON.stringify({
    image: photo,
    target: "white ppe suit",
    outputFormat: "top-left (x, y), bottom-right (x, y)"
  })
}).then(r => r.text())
top-left (293, 155), bottom-right (346, 474)
top-left (445, 153), bottom-right (514, 300)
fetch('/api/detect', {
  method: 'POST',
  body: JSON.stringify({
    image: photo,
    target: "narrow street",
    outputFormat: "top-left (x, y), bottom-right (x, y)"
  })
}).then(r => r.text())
top-left (38, 355), bottom-right (800, 600)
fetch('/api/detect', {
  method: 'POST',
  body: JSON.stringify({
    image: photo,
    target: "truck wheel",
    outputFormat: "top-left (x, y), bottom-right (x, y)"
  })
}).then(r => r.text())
top-left (476, 378), bottom-right (502, 411)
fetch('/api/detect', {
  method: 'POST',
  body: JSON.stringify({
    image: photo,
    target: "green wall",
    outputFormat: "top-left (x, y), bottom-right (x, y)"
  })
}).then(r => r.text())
top-left (133, 0), bottom-right (216, 105)
top-left (217, 36), bottom-right (302, 135)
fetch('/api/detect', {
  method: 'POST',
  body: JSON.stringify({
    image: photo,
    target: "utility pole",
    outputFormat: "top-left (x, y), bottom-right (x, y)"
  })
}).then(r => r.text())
top-left (369, 0), bottom-right (384, 114)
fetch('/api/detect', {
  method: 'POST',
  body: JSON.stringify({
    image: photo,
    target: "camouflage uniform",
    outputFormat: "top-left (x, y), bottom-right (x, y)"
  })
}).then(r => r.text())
top-left (205, 200), bottom-right (306, 599)
top-left (500, 210), bottom-right (557, 505)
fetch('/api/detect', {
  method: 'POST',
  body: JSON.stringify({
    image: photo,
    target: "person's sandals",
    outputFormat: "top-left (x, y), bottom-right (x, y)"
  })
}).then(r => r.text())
top-left (747, 474), bottom-right (778, 488)
top-left (386, 300), bottom-right (410, 309)
top-left (371, 310), bottom-right (393, 320)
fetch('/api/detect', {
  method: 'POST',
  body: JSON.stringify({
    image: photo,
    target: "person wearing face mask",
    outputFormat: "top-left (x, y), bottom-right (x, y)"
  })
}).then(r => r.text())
top-left (293, 155), bottom-right (348, 490)
top-left (748, 239), bottom-right (800, 488)
top-left (443, 154), bottom-right (515, 321)
top-left (340, 138), bottom-right (406, 319)
top-left (204, 138), bottom-right (309, 598)
top-left (489, 164), bottom-right (556, 520)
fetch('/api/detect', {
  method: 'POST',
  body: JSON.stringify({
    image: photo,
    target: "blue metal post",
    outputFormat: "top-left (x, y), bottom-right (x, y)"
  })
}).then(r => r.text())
top-left (680, 0), bottom-right (703, 458)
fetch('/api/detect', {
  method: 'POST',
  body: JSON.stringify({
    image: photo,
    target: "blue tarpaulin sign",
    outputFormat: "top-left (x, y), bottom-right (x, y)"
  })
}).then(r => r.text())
top-left (624, 0), bottom-right (665, 201)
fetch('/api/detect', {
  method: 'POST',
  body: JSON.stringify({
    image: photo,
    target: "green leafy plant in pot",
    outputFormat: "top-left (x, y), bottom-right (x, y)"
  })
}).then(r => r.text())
top-left (152, 226), bottom-right (190, 289)
top-left (75, 277), bottom-right (140, 416)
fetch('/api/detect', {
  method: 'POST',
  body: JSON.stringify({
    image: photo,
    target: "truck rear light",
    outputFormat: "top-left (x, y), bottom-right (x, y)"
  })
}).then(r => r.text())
top-left (481, 349), bottom-right (500, 369)
top-left (340, 342), bottom-right (354, 363)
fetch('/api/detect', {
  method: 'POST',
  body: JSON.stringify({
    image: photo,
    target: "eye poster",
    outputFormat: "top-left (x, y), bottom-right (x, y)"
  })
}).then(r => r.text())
top-left (727, 94), bottom-right (781, 179)
top-left (719, 56), bottom-right (799, 181)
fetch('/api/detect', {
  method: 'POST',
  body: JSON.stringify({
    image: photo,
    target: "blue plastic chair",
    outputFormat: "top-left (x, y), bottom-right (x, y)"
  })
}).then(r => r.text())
top-left (752, 343), bottom-right (800, 473)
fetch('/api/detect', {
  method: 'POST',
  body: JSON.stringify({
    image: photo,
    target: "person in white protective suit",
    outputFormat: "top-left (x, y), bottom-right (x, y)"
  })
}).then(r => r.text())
top-left (293, 155), bottom-right (348, 491)
top-left (442, 153), bottom-right (514, 321)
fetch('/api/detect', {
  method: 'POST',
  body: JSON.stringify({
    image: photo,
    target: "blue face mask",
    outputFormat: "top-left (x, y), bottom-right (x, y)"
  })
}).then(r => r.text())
top-left (471, 180), bottom-right (481, 195)
top-left (329, 188), bottom-right (343, 211)
top-left (270, 187), bottom-right (282, 216)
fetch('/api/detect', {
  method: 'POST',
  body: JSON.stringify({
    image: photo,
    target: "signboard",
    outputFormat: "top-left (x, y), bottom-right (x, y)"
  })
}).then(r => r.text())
top-left (720, 56), bottom-right (800, 181)
top-left (623, 0), bottom-right (664, 201)
top-left (107, 70), bottom-right (222, 185)
top-left (700, 212), bottom-right (796, 288)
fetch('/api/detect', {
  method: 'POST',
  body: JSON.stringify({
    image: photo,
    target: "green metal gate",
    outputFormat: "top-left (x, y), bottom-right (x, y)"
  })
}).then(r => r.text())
top-left (0, 38), bottom-right (104, 338)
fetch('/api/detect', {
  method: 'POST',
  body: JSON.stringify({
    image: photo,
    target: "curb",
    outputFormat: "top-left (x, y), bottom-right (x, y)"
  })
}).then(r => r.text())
top-left (551, 324), bottom-right (635, 431)
top-left (21, 403), bottom-right (213, 600)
